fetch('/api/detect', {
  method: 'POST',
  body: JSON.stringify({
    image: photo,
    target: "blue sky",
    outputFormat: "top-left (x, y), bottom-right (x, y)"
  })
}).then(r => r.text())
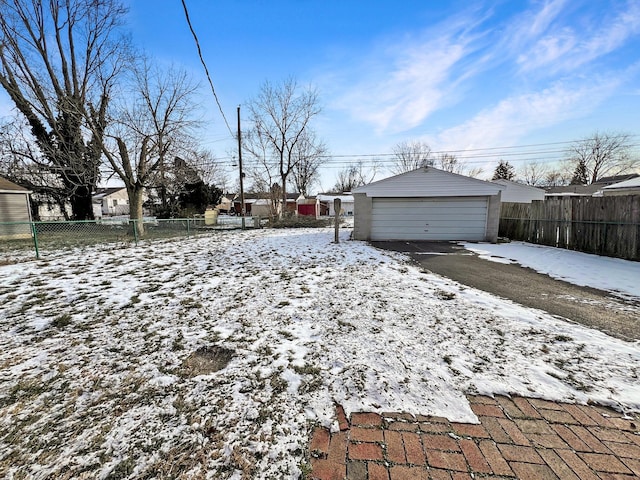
top-left (3, 0), bottom-right (640, 190)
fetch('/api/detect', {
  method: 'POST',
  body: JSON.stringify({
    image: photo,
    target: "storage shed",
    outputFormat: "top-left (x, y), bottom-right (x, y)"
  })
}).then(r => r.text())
top-left (0, 177), bottom-right (32, 239)
top-left (352, 167), bottom-right (503, 242)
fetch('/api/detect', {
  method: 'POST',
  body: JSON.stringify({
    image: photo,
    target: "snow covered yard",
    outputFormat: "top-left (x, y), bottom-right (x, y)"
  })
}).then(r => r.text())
top-left (1, 227), bottom-right (639, 479)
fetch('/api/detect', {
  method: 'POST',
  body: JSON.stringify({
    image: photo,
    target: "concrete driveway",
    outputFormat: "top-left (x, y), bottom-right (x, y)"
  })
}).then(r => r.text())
top-left (372, 241), bottom-right (640, 342)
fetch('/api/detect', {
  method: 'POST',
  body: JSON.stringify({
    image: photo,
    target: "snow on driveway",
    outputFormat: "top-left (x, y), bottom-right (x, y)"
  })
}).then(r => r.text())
top-left (464, 241), bottom-right (640, 301)
top-left (1, 228), bottom-right (639, 479)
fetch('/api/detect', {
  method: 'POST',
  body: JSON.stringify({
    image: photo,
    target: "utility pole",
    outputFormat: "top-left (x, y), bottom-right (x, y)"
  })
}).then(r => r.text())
top-left (237, 105), bottom-right (246, 229)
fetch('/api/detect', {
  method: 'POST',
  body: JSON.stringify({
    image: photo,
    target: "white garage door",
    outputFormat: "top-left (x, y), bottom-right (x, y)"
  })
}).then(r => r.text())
top-left (371, 197), bottom-right (488, 241)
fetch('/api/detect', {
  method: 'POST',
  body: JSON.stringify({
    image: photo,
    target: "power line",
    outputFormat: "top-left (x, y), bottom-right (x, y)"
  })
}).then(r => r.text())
top-left (191, 135), bottom-right (640, 170)
top-left (180, 0), bottom-right (234, 137)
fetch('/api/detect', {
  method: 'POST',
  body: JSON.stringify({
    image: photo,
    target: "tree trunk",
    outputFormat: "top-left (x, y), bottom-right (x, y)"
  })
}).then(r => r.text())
top-left (281, 173), bottom-right (287, 218)
top-left (68, 185), bottom-right (95, 220)
top-left (128, 186), bottom-right (145, 236)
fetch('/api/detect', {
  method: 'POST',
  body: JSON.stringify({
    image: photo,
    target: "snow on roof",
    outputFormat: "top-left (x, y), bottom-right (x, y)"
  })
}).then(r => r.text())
top-left (93, 187), bottom-right (126, 198)
top-left (317, 194), bottom-right (354, 202)
top-left (601, 177), bottom-right (640, 190)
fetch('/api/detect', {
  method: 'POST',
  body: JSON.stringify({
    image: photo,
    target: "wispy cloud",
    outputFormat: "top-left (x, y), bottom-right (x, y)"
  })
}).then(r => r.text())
top-left (518, 1), bottom-right (640, 73)
top-left (327, 14), bottom-right (486, 134)
top-left (431, 75), bottom-right (624, 152)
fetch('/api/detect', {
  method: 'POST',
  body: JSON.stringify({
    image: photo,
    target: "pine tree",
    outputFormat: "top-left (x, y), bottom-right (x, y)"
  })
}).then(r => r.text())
top-left (492, 160), bottom-right (516, 180)
top-left (570, 159), bottom-right (589, 185)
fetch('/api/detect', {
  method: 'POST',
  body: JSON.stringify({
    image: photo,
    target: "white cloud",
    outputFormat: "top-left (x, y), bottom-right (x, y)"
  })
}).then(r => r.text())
top-left (431, 76), bottom-right (623, 154)
top-left (518, 1), bottom-right (640, 73)
top-left (327, 18), bottom-right (482, 134)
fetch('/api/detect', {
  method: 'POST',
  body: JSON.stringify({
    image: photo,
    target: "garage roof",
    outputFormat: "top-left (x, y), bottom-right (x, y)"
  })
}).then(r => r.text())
top-left (0, 176), bottom-right (31, 194)
top-left (353, 167), bottom-right (504, 197)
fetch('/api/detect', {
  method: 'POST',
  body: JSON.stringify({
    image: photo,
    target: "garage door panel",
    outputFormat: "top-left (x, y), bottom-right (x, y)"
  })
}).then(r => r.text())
top-left (372, 212), bottom-right (486, 221)
top-left (370, 197), bottom-right (488, 241)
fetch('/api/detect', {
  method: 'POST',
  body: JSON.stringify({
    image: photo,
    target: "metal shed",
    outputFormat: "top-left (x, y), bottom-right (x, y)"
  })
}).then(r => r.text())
top-left (352, 167), bottom-right (504, 242)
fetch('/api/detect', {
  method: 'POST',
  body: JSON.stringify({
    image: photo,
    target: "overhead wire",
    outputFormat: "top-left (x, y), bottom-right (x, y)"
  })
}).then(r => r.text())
top-left (190, 132), bottom-right (640, 170)
top-left (180, 0), bottom-right (234, 137)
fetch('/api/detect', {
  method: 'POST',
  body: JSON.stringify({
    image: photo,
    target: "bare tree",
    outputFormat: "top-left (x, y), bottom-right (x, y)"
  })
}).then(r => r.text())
top-left (291, 130), bottom-right (327, 196)
top-left (520, 161), bottom-right (549, 186)
top-left (0, 0), bottom-right (128, 219)
top-left (333, 160), bottom-right (378, 192)
top-left (465, 166), bottom-right (484, 179)
top-left (544, 170), bottom-right (569, 187)
top-left (246, 78), bottom-right (322, 215)
top-left (243, 127), bottom-right (281, 216)
top-left (435, 153), bottom-right (464, 174)
top-left (94, 62), bottom-right (200, 234)
top-left (565, 132), bottom-right (637, 184)
top-left (391, 140), bottom-right (432, 174)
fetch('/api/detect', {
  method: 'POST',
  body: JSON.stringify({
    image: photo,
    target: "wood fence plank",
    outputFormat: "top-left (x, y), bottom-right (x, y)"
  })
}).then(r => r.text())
top-left (499, 196), bottom-right (640, 260)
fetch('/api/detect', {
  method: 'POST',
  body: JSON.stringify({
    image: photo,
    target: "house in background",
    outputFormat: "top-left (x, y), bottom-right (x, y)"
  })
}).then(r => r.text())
top-left (546, 174), bottom-right (640, 198)
top-left (228, 192), bottom-right (304, 217)
top-left (285, 193), bottom-right (303, 214)
top-left (31, 194), bottom-right (71, 220)
top-left (215, 194), bottom-right (235, 214)
top-left (353, 167), bottom-right (504, 242)
top-left (317, 193), bottom-right (355, 216)
top-left (600, 177), bottom-right (640, 196)
top-left (492, 179), bottom-right (545, 203)
top-left (93, 187), bottom-right (129, 217)
top-left (0, 176), bottom-right (32, 239)
top-left (297, 196), bottom-right (320, 217)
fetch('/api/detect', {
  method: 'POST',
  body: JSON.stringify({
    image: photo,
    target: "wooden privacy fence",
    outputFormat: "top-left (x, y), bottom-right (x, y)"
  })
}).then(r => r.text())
top-left (500, 196), bottom-right (640, 260)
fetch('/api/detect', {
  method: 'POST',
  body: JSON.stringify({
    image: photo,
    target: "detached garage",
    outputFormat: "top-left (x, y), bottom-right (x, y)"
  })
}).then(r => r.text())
top-left (352, 167), bottom-right (504, 242)
top-left (0, 176), bottom-right (32, 240)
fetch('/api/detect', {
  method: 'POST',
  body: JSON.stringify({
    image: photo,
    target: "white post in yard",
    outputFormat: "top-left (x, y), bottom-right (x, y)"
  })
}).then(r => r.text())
top-left (334, 198), bottom-right (341, 243)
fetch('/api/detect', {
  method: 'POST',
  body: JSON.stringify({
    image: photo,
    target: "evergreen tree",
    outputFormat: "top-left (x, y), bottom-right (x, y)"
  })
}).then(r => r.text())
top-left (570, 159), bottom-right (589, 185)
top-left (492, 160), bottom-right (516, 180)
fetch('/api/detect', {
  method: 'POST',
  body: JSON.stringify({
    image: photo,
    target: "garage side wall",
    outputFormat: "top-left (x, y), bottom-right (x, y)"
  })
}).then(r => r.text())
top-left (353, 193), bottom-right (372, 240)
top-left (0, 192), bottom-right (32, 239)
top-left (485, 192), bottom-right (501, 243)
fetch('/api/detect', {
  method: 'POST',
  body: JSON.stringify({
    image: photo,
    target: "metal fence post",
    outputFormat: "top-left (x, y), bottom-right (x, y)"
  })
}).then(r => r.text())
top-left (186, 218), bottom-right (190, 238)
top-left (31, 222), bottom-right (40, 259)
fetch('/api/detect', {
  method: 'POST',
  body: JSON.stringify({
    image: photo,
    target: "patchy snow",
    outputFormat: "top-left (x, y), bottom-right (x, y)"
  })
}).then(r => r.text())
top-left (463, 241), bottom-right (640, 301)
top-left (1, 228), bottom-right (639, 479)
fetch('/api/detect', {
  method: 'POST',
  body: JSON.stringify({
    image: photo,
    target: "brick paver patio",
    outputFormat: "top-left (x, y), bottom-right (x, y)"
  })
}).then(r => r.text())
top-left (309, 395), bottom-right (640, 479)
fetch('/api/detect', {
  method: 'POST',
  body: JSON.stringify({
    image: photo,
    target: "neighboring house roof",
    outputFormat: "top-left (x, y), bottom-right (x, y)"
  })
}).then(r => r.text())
top-left (601, 176), bottom-right (640, 190)
top-left (93, 187), bottom-right (126, 199)
top-left (545, 184), bottom-right (603, 196)
top-left (546, 174), bottom-right (640, 197)
top-left (353, 167), bottom-right (504, 197)
top-left (597, 174), bottom-right (639, 184)
top-left (241, 192), bottom-right (302, 201)
top-left (317, 194), bottom-right (354, 202)
top-left (0, 177), bottom-right (31, 194)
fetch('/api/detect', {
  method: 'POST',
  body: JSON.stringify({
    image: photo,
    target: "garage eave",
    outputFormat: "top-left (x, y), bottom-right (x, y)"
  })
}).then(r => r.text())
top-left (353, 167), bottom-right (504, 197)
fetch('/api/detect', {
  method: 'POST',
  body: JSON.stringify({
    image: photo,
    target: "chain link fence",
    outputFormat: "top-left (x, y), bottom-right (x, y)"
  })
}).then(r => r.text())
top-left (0, 217), bottom-right (257, 260)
